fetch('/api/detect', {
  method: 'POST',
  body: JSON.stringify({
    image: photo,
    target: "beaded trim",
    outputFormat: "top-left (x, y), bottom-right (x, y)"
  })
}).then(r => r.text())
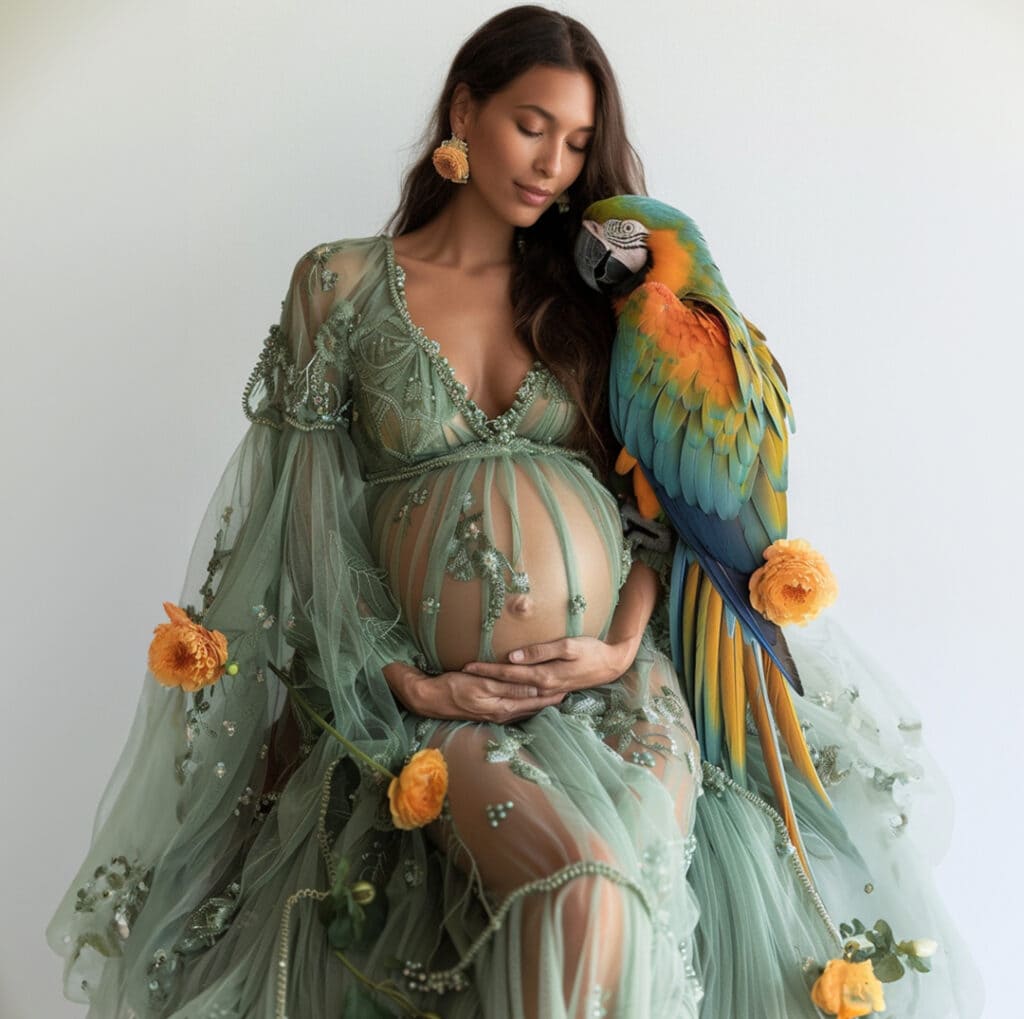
top-left (273, 755), bottom-right (359, 1018)
top-left (381, 235), bottom-right (548, 443)
top-left (399, 859), bottom-right (655, 996)
top-left (364, 435), bottom-right (595, 486)
top-left (699, 760), bottom-right (842, 947)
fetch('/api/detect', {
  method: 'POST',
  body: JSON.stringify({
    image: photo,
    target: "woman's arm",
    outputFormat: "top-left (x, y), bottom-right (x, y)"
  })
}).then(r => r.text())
top-left (600, 558), bottom-right (662, 666)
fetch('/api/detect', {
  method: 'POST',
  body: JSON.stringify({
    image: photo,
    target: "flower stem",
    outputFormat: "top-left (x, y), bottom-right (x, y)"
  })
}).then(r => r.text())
top-left (332, 949), bottom-right (431, 1018)
top-left (266, 661), bottom-right (396, 781)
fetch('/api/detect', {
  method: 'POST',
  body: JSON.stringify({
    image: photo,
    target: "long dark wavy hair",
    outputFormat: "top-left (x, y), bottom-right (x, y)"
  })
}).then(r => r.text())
top-left (382, 4), bottom-right (647, 478)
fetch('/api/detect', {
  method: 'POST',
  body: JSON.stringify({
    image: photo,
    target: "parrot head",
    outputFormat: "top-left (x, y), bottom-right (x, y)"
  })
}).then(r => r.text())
top-left (574, 194), bottom-right (724, 304)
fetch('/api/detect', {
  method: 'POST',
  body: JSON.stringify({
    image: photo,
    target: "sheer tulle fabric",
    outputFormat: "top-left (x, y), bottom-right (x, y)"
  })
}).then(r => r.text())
top-left (46, 236), bottom-right (983, 1018)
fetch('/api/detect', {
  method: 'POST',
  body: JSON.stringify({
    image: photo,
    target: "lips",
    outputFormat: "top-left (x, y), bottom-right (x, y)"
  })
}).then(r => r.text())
top-left (515, 183), bottom-right (553, 207)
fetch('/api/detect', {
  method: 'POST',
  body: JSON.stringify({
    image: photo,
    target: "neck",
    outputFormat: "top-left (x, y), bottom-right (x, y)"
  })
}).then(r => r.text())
top-left (399, 187), bottom-right (517, 271)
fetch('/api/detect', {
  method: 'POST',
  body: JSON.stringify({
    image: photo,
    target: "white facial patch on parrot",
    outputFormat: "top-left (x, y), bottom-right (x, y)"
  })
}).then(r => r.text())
top-left (602, 218), bottom-right (649, 274)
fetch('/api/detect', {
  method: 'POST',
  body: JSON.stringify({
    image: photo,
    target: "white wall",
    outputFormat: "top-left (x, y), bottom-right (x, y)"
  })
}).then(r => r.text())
top-left (2, 1), bottom-right (1017, 1015)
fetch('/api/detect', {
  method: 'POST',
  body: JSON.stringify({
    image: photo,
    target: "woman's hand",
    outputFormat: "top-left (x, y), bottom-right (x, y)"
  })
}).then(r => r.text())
top-left (383, 661), bottom-right (566, 724)
top-left (462, 634), bottom-right (640, 699)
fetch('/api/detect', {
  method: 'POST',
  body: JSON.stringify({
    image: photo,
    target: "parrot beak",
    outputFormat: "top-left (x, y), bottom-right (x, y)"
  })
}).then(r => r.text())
top-left (574, 220), bottom-right (645, 296)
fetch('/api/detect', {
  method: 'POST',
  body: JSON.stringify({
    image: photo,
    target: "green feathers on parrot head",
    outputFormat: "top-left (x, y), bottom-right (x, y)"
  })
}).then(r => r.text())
top-left (574, 194), bottom-right (728, 305)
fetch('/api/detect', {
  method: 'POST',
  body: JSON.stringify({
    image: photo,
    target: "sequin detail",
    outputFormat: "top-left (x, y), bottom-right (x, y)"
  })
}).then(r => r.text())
top-left (73, 855), bottom-right (153, 952)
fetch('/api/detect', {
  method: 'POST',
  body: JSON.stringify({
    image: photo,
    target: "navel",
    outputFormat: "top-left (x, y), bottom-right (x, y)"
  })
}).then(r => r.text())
top-left (506, 593), bottom-right (535, 618)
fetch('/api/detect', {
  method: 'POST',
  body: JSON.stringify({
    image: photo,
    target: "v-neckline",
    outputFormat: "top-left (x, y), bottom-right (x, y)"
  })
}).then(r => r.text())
top-left (381, 234), bottom-right (544, 435)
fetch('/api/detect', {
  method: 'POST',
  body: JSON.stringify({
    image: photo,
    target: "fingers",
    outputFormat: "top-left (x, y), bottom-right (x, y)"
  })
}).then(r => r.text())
top-left (464, 661), bottom-right (563, 695)
top-left (506, 637), bottom-right (577, 665)
top-left (437, 671), bottom-right (566, 724)
top-left (479, 676), bottom-right (538, 699)
top-left (446, 672), bottom-right (539, 718)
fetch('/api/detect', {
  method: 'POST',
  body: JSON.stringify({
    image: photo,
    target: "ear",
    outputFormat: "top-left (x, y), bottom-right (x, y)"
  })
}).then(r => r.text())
top-left (449, 82), bottom-right (476, 137)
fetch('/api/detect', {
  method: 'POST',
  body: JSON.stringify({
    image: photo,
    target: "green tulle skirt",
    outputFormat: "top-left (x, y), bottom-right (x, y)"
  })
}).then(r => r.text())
top-left (46, 416), bottom-right (984, 1019)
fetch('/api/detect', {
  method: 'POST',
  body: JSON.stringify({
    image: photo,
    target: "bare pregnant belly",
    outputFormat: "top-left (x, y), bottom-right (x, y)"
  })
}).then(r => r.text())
top-left (373, 456), bottom-right (625, 672)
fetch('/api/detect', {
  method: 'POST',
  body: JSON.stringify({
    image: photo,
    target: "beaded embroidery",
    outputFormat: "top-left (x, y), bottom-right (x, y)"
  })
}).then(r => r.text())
top-left (242, 282), bottom-right (358, 432)
top-left (383, 237), bottom-right (549, 443)
top-left (174, 880), bottom-right (243, 955)
top-left (445, 510), bottom-right (531, 632)
top-left (484, 726), bottom-right (552, 786)
top-left (484, 800), bottom-right (515, 828)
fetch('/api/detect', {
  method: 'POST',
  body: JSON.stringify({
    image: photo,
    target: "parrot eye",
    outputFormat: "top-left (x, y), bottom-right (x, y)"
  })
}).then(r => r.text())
top-left (606, 218), bottom-right (645, 248)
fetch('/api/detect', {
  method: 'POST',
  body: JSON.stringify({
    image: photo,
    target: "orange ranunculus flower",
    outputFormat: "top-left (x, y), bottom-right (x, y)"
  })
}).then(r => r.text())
top-left (748, 537), bottom-right (838, 626)
top-left (387, 748), bottom-right (449, 830)
top-left (148, 601), bottom-right (229, 693)
top-left (810, 958), bottom-right (886, 1019)
top-left (432, 141), bottom-right (468, 181)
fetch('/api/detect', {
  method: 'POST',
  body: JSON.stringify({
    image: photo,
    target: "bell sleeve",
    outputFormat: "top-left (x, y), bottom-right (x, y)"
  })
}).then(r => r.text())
top-left (45, 243), bottom-right (422, 1012)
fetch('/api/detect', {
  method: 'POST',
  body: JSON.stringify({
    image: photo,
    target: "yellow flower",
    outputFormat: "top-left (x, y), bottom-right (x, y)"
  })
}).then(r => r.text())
top-left (387, 748), bottom-right (449, 830)
top-left (749, 537), bottom-right (838, 626)
top-left (432, 141), bottom-right (468, 181)
top-left (811, 958), bottom-right (886, 1019)
top-left (148, 601), bottom-right (229, 693)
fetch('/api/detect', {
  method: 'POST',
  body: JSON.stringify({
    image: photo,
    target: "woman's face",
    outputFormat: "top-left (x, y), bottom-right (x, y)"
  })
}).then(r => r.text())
top-left (455, 65), bottom-right (597, 227)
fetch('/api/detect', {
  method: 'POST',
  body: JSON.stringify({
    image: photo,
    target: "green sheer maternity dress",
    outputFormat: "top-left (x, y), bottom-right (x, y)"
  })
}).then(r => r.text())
top-left (46, 235), bottom-right (983, 1018)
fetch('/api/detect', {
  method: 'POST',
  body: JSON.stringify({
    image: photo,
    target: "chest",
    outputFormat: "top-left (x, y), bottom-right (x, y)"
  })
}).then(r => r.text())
top-left (398, 261), bottom-right (536, 421)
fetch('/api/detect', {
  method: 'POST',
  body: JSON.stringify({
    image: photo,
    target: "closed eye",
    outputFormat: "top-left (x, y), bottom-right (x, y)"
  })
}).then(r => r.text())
top-left (517, 126), bottom-right (588, 154)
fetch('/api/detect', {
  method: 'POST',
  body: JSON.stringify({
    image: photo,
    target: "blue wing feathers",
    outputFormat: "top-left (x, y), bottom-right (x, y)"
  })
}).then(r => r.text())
top-left (645, 464), bottom-right (802, 693)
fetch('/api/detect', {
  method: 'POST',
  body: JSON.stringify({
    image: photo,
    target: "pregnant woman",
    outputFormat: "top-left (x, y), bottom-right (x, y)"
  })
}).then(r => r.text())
top-left (47, 6), bottom-right (981, 1019)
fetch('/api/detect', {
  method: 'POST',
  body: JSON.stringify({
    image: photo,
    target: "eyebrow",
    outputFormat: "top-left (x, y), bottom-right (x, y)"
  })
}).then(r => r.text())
top-left (514, 103), bottom-right (595, 133)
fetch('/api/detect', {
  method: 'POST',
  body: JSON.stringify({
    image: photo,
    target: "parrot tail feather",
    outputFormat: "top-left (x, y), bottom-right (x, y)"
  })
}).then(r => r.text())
top-left (719, 615), bottom-right (747, 786)
top-left (653, 472), bottom-right (804, 695)
top-left (744, 644), bottom-right (818, 887)
top-left (671, 545), bottom-right (833, 886)
top-left (763, 654), bottom-right (832, 807)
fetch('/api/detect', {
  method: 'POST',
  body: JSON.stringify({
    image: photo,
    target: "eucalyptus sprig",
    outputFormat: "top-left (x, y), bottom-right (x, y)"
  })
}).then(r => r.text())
top-left (839, 917), bottom-right (937, 981)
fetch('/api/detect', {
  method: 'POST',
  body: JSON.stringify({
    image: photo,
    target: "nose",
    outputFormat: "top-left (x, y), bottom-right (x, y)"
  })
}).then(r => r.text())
top-left (534, 139), bottom-right (562, 180)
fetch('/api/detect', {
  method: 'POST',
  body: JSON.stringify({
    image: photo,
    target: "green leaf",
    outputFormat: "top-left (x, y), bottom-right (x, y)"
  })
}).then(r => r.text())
top-left (328, 912), bottom-right (357, 951)
top-left (852, 918), bottom-right (866, 934)
top-left (330, 857), bottom-right (352, 898)
top-left (872, 954), bottom-right (906, 982)
top-left (906, 954), bottom-right (932, 973)
top-left (839, 922), bottom-right (853, 938)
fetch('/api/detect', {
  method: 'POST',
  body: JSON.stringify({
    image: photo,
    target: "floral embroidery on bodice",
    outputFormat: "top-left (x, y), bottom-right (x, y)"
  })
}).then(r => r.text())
top-left (244, 235), bottom-right (631, 671)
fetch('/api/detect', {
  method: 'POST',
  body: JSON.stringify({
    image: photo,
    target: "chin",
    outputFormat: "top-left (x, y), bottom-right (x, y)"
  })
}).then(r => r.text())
top-left (515, 211), bottom-right (545, 228)
top-left (510, 202), bottom-right (548, 227)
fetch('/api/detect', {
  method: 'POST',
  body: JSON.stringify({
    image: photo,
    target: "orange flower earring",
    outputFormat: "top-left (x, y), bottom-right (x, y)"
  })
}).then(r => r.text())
top-left (432, 133), bottom-right (469, 183)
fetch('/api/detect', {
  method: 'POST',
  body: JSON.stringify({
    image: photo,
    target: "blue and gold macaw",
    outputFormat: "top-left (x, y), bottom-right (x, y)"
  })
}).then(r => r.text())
top-left (574, 195), bottom-right (831, 879)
